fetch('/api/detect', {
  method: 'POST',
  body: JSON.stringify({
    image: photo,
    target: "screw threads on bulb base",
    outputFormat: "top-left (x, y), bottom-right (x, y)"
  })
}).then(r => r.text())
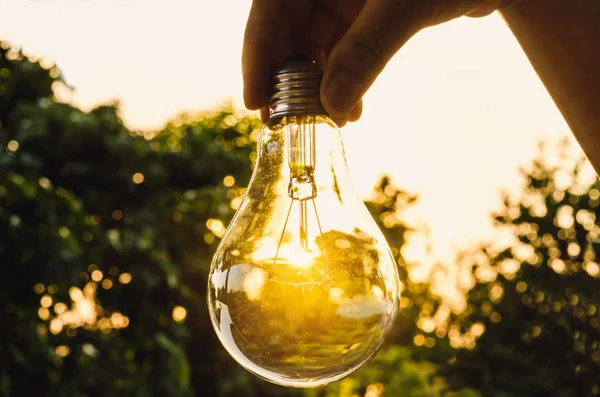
top-left (269, 57), bottom-right (327, 120)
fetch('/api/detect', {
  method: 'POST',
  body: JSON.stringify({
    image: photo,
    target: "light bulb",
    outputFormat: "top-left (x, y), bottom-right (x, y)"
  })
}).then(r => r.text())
top-left (208, 57), bottom-right (400, 388)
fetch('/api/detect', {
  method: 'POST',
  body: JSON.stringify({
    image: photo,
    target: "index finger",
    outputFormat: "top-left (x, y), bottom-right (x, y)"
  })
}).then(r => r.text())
top-left (242, 0), bottom-right (293, 110)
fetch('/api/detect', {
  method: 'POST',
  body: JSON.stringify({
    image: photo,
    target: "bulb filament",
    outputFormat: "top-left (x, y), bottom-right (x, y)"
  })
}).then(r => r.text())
top-left (299, 200), bottom-right (308, 250)
top-left (269, 118), bottom-right (329, 280)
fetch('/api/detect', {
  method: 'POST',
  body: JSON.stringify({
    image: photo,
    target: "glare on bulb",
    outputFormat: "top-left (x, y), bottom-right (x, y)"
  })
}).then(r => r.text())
top-left (208, 58), bottom-right (400, 388)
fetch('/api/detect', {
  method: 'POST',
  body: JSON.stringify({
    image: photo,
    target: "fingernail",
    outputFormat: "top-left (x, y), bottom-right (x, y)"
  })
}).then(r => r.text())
top-left (326, 71), bottom-right (362, 115)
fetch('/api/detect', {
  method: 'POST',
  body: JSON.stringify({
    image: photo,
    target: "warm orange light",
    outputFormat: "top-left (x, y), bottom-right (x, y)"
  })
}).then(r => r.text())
top-left (119, 273), bottom-right (132, 284)
top-left (38, 307), bottom-right (50, 320)
top-left (55, 345), bottom-right (70, 357)
top-left (34, 283), bottom-right (45, 294)
top-left (7, 140), bottom-right (18, 152)
top-left (40, 295), bottom-right (52, 308)
top-left (223, 175), bottom-right (235, 187)
top-left (132, 173), bottom-right (145, 184)
top-left (91, 270), bottom-right (103, 282)
top-left (54, 302), bottom-right (67, 314)
top-left (172, 306), bottom-right (187, 322)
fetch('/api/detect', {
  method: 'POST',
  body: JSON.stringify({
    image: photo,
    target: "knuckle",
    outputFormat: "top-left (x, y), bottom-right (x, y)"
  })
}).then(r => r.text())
top-left (343, 32), bottom-right (387, 76)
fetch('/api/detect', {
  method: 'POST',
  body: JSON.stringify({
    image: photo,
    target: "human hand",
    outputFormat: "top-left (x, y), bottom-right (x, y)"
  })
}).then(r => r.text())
top-left (242, 0), bottom-right (514, 126)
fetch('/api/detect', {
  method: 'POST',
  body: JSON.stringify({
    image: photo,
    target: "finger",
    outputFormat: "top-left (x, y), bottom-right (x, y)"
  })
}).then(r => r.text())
top-left (427, 0), bottom-right (490, 25)
top-left (260, 106), bottom-right (270, 123)
top-left (466, 0), bottom-right (503, 17)
top-left (242, 0), bottom-right (292, 110)
top-left (303, 2), bottom-right (364, 65)
top-left (320, 0), bottom-right (365, 26)
top-left (348, 100), bottom-right (363, 122)
top-left (320, 0), bottom-right (423, 117)
top-left (332, 115), bottom-right (349, 128)
top-left (303, 6), bottom-right (346, 63)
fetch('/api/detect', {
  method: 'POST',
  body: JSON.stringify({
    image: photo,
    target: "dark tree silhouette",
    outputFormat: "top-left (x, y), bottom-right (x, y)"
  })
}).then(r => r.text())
top-left (433, 142), bottom-right (600, 397)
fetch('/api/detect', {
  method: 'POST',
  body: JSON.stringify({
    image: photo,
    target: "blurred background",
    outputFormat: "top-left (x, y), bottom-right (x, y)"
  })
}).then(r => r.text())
top-left (1, 1), bottom-right (599, 396)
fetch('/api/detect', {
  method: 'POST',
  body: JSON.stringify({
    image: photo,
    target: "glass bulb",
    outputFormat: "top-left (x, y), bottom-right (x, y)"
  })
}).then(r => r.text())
top-left (208, 114), bottom-right (400, 387)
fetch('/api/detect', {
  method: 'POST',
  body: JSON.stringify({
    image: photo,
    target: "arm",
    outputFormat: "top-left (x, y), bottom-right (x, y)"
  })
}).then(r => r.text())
top-left (500, 1), bottom-right (600, 172)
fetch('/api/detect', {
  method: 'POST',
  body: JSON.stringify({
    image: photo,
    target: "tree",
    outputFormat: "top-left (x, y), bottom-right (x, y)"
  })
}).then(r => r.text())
top-left (433, 142), bottom-right (600, 397)
top-left (0, 40), bottom-right (257, 396)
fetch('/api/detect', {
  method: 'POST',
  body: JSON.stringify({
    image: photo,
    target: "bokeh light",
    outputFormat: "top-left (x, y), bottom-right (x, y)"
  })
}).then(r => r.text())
top-left (172, 306), bottom-right (187, 323)
top-left (7, 140), bottom-right (18, 152)
top-left (132, 173), bottom-right (145, 184)
top-left (119, 273), bottom-right (132, 284)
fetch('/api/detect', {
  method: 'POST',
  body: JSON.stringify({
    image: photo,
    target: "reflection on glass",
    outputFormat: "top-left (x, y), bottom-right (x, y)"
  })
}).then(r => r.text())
top-left (208, 116), bottom-right (400, 387)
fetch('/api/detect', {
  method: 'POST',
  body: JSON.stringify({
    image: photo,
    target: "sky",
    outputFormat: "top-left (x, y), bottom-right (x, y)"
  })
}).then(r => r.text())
top-left (0, 0), bottom-right (580, 267)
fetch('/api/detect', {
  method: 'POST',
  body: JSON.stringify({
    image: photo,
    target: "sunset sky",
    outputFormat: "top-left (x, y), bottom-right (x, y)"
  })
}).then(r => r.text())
top-left (1, 0), bottom-right (580, 267)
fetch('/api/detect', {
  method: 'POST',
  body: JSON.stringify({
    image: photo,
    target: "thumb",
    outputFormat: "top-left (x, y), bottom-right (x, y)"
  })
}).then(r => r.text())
top-left (321, 1), bottom-right (423, 118)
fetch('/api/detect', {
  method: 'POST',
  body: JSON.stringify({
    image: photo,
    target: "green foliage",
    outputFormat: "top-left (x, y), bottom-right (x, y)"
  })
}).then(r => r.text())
top-left (306, 345), bottom-right (479, 397)
top-left (0, 42), bottom-right (56, 127)
top-left (436, 142), bottom-right (600, 396)
top-left (0, 40), bottom-right (259, 396)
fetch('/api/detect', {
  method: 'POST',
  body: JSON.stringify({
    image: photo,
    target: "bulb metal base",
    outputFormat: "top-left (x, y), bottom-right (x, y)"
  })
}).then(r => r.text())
top-left (269, 56), bottom-right (327, 120)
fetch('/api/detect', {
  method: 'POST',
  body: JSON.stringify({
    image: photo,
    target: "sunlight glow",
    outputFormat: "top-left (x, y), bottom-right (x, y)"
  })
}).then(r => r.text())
top-left (277, 246), bottom-right (314, 268)
top-left (243, 268), bottom-right (267, 301)
top-left (251, 237), bottom-right (320, 269)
